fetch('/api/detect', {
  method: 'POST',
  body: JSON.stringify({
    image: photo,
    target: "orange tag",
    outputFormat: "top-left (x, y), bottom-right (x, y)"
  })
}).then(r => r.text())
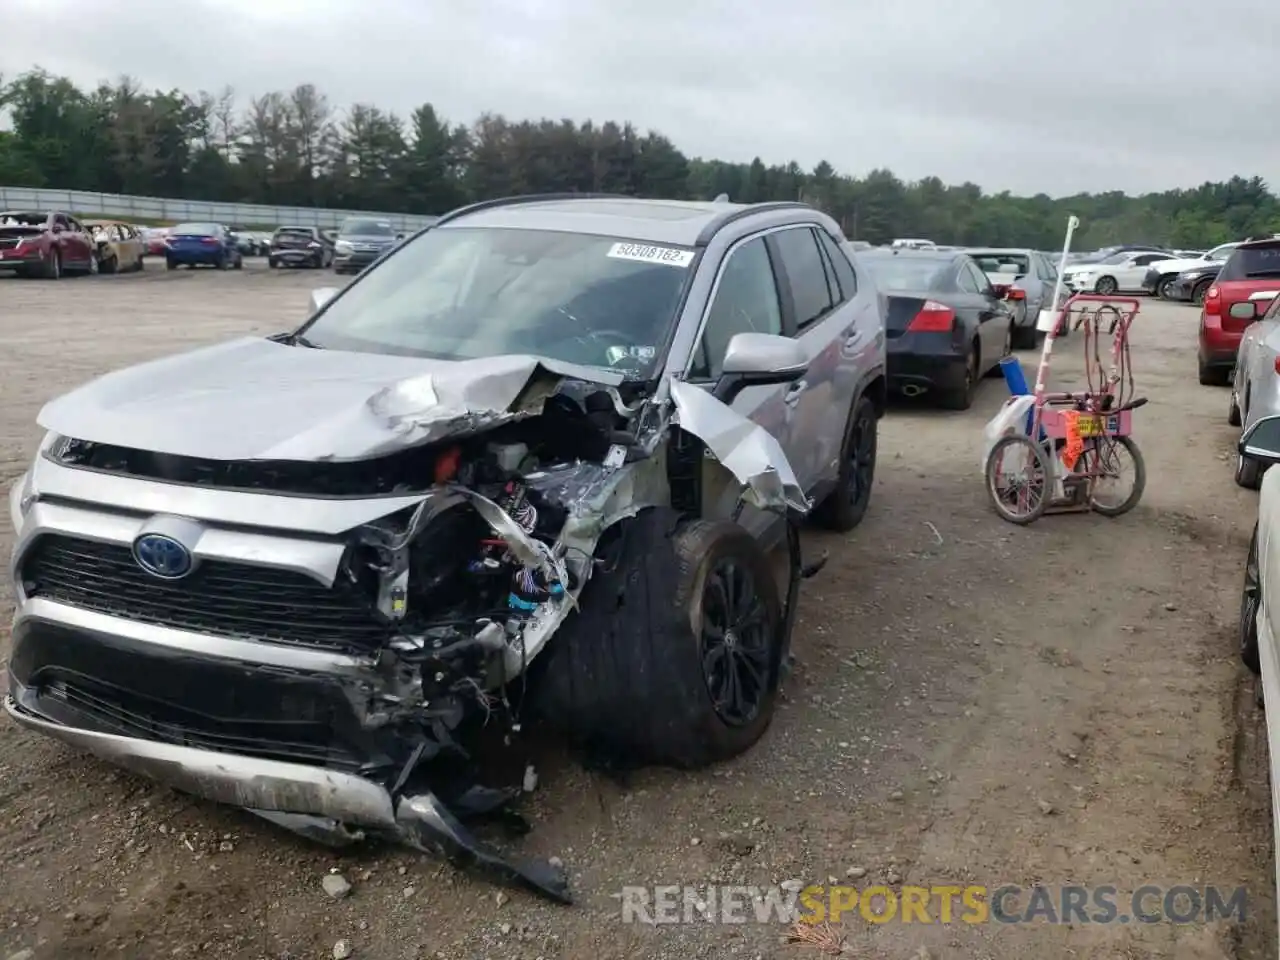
top-left (1061, 412), bottom-right (1085, 471)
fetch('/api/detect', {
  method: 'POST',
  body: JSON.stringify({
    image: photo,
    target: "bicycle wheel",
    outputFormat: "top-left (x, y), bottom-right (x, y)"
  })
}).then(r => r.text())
top-left (985, 434), bottom-right (1053, 525)
top-left (1082, 435), bottom-right (1146, 517)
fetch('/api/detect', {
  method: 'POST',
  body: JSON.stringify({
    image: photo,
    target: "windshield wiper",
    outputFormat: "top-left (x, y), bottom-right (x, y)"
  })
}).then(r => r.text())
top-left (288, 333), bottom-right (324, 348)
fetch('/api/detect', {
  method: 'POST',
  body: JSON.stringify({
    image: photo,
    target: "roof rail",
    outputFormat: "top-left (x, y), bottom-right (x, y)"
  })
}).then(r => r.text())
top-left (434, 192), bottom-right (637, 227)
top-left (695, 201), bottom-right (813, 245)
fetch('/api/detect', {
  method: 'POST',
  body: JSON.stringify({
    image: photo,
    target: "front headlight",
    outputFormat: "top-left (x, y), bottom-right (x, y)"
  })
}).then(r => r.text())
top-left (9, 469), bottom-right (34, 531)
top-left (335, 240), bottom-right (353, 253)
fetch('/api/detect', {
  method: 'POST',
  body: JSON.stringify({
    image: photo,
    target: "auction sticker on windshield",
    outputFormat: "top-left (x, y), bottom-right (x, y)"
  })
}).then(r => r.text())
top-left (607, 242), bottom-right (695, 268)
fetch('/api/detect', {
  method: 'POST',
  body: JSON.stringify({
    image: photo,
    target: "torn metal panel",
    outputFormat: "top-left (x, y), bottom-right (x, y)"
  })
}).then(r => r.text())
top-left (36, 337), bottom-right (625, 462)
top-left (668, 380), bottom-right (810, 514)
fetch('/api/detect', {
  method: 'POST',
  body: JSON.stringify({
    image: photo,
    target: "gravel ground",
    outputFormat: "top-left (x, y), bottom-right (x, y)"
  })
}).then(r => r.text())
top-left (0, 262), bottom-right (1275, 960)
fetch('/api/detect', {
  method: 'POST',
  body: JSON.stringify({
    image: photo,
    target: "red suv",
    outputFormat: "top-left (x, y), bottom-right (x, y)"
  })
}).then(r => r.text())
top-left (1199, 239), bottom-right (1280, 385)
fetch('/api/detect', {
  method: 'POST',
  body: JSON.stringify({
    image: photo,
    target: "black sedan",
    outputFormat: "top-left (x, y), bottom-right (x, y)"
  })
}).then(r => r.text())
top-left (1165, 262), bottom-right (1222, 306)
top-left (857, 249), bottom-right (1022, 410)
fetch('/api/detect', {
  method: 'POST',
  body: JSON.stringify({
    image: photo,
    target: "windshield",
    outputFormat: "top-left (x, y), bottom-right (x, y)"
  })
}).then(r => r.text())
top-left (341, 218), bottom-right (395, 237)
top-left (299, 227), bottom-right (692, 376)
top-left (970, 252), bottom-right (1030, 275)
top-left (1207, 243), bottom-right (1238, 261)
top-left (1218, 244), bottom-right (1280, 281)
top-left (171, 222), bottom-right (219, 235)
top-left (860, 255), bottom-right (948, 290)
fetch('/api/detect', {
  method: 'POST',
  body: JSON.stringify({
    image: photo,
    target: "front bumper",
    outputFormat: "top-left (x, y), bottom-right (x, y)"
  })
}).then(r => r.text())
top-left (5, 454), bottom-right (571, 902)
top-left (333, 251), bottom-right (383, 271)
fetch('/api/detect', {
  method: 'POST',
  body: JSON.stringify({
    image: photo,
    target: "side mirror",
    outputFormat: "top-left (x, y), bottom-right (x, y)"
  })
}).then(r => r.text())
top-left (310, 287), bottom-right (338, 314)
top-left (396, 233), bottom-right (406, 241)
top-left (1229, 302), bottom-right (1257, 321)
top-left (712, 332), bottom-right (809, 405)
top-left (1240, 415), bottom-right (1280, 464)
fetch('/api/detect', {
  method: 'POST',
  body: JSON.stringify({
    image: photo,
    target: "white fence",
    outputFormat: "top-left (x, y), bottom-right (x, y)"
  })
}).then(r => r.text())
top-left (0, 186), bottom-right (439, 232)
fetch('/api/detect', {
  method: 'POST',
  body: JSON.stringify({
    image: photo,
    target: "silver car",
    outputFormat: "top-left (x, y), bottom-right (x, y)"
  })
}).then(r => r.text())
top-left (1230, 292), bottom-right (1280, 487)
top-left (964, 248), bottom-right (1064, 349)
top-left (5, 195), bottom-right (886, 902)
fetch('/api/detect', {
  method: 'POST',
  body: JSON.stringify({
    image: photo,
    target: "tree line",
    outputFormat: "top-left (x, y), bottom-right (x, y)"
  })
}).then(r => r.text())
top-left (0, 68), bottom-right (1275, 249)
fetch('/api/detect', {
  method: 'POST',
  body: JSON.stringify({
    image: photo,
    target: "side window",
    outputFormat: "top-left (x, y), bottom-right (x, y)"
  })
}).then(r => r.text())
top-left (691, 236), bottom-right (784, 380)
top-left (1133, 254), bottom-right (1162, 266)
top-left (53, 214), bottom-right (69, 231)
top-left (772, 227), bottom-right (835, 329)
top-left (817, 230), bottom-right (857, 300)
top-left (956, 261), bottom-right (982, 293)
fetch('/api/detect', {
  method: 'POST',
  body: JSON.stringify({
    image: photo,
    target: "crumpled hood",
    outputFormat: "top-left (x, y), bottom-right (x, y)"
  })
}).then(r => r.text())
top-left (0, 226), bottom-right (44, 239)
top-left (37, 336), bottom-right (622, 462)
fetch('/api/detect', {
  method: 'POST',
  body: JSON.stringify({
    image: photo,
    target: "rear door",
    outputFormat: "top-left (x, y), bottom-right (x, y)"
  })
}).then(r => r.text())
top-left (1117, 253), bottom-right (1169, 291)
top-left (766, 224), bottom-right (859, 492)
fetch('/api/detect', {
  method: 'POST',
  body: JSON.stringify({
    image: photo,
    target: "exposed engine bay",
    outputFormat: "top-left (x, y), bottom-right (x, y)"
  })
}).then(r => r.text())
top-left (27, 357), bottom-right (819, 905)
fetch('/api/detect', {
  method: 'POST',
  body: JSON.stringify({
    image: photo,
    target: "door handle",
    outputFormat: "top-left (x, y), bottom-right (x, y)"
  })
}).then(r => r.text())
top-left (784, 380), bottom-right (808, 406)
top-left (843, 331), bottom-right (863, 349)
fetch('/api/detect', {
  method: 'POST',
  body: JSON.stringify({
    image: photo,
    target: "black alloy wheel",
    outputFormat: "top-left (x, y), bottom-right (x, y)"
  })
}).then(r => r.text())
top-left (699, 557), bottom-right (772, 727)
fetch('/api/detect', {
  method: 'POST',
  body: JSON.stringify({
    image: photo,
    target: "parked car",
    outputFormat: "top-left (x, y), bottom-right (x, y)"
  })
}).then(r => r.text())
top-left (891, 238), bottom-right (937, 250)
top-left (0, 210), bottom-right (97, 279)
top-left (1236, 418), bottom-right (1280, 938)
top-left (228, 226), bottom-right (268, 257)
top-left (1142, 242), bottom-right (1242, 299)
top-left (141, 227), bottom-right (170, 257)
top-left (1166, 262), bottom-right (1224, 305)
top-left (857, 248), bottom-right (1020, 410)
top-left (333, 216), bottom-right (401, 275)
top-left (1199, 239), bottom-right (1280, 385)
top-left (268, 226), bottom-right (334, 269)
top-left (964, 248), bottom-right (1065, 349)
top-left (1229, 295), bottom-right (1280, 487)
top-left (83, 219), bottom-right (145, 274)
top-left (164, 222), bottom-right (243, 271)
top-left (1061, 250), bottom-right (1174, 294)
top-left (3, 195), bottom-right (885, 902)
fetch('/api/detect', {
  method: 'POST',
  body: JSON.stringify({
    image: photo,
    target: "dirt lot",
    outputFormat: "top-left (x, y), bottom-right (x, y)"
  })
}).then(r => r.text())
top-left (0, 262), bottom-right (1275, 960)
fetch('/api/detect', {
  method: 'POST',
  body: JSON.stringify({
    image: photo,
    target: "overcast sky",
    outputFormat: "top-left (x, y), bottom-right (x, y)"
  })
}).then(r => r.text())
top-left (1, 0), bottom-right (1274, 197)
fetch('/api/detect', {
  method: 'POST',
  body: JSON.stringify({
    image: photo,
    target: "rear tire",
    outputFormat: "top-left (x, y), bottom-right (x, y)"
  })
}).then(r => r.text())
top-left (533, 509), bottom-right (784, 770)
top-left (1242, 523), bottom-right (1262, 675)
top-left (939, 343), bottom-right (978, 410)
top-left (1086, 436), bottom-right (1146, 517)
top-left (1199, 360), bottom-right (1230, 386)
top-left (812, 394), bottom-right (877, 532)
top-left (100, 254), bottom-right (118, 275)
top-left (1236, 451), bottom-right (1264, 489)
top-left (268, 258), bottom-right (279, 269)
top-left (1011, 324), bottom-right (1039, 349)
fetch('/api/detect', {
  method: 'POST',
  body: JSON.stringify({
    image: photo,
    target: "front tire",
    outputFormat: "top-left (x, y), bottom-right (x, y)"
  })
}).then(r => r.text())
top-left (1085, 436), bottom-right (1146, 517)
top-left (43, 248), bottom-right (61, 280)
top-left (166, 258), bottom-right (177, 271)
top-left (100, 254), bottom-right (118, 275)
top-left (533, 509), bottom-right (784, 770)
top-left (1094, 276), bottom-right (1118, 295)
top-left (1156, 275), bottom-right (1178, 300)
top-left (812, 394), bottom-right (877, 532)
top-left (1229, 389), bottom-right (1242, 426)
top-left (1192, 279), bottom-right (1212, 307)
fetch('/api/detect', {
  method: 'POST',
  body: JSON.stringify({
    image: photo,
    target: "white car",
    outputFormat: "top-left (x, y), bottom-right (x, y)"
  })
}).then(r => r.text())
top-left (1237, 414), bottom-right (1280, 925)
top-left (1061, 250), bottom-right (1173, 295)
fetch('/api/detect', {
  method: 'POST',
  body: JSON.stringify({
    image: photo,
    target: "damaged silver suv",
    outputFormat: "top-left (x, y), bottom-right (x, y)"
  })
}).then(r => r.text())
top-left (5, 195), bottom-right (886, 903)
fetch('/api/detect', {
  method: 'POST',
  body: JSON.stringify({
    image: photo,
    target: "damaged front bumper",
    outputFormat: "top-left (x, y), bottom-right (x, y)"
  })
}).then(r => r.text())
top-left (4, 673), bottom-right (570, 901)
top-left (6, 361), bottom-right (815, 905)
